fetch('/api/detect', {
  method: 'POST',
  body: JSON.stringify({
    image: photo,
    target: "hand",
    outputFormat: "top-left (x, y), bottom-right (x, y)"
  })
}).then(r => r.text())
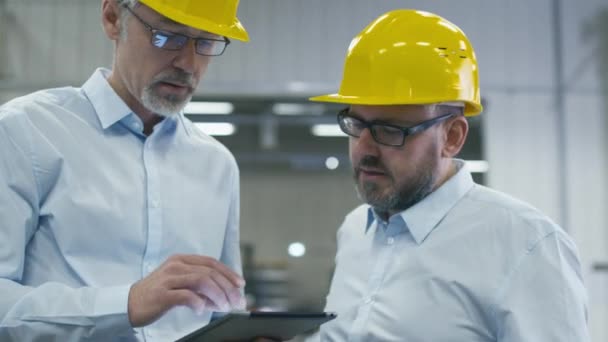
top-left (127, 254), bottom-right (246, 327)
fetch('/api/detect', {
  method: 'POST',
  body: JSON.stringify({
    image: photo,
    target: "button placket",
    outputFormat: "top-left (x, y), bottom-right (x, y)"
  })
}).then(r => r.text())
top-left (141, 137), bottom-right (164, 278)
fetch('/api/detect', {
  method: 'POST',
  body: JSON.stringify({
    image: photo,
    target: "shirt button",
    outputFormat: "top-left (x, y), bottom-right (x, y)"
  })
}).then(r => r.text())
top-left (387, 237), bottom-right (395, 245)
top-left (132, 122), bottom-right (141, 131)
top-left (145, 263), bottom-right (154, 272)
top-left (150, 199), bottom-right (159, 208)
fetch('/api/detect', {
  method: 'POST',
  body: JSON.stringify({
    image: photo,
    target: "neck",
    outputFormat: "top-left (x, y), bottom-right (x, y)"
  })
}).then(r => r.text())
top-left (384, 159), bottom-right (457, 219)
top-left (434, 159), bottom-right (457, 192)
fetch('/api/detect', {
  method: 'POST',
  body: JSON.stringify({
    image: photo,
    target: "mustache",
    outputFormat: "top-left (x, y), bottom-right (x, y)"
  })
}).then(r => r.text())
top-left (355, 155), bottom-right (389, 174)
top-left (152, 69), bottom-right (195, 89)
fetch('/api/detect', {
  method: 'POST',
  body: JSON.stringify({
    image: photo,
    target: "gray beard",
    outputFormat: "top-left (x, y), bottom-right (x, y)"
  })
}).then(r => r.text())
top-left (141, 69), bottom-right (195, 117)
top-left (141, 86), bottom-right (191, 117)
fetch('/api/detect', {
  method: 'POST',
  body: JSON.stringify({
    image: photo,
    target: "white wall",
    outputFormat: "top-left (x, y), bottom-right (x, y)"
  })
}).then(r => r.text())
top-left (1, 0), bottom-right (606, 339)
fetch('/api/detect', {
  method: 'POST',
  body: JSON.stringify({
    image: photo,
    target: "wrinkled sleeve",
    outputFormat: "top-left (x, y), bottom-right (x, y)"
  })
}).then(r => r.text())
top-left (494, 230), bottom-right (590, 341)
top-left (0, 115), bottom-right (134, 341)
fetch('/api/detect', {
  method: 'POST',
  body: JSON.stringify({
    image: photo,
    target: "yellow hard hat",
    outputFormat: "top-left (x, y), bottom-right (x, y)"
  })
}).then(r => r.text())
top-left (310, 9), bottom-right (482, 116)
top-left (139, 0), bottom-right (249, 42)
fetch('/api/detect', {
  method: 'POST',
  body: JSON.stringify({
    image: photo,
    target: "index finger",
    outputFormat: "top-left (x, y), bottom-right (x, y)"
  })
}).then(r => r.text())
top-left (176, 254), bottom-right (245, 288)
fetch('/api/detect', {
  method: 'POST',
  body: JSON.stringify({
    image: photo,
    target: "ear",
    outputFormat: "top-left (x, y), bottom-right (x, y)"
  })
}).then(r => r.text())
top-left (101, 0), bottom-right (122, 41)
top-left (441, 116), bottom-right (469, 158)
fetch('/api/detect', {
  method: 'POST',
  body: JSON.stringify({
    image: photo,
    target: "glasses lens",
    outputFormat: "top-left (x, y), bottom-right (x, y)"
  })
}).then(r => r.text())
top-left (152, 32), bottom-right (170, 48)
top-left (152, 31), bottom-right (188, 50)
top-left (339, 115), bottom-right (364, 137)
top-left (196, 39), bottom-right (226, 56)
top-left (372, 125), bottom-right (404, 146)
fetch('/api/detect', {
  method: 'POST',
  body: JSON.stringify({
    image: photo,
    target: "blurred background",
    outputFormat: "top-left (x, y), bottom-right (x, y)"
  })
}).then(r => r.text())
top-left (0, 0), bottom-right (606, 340)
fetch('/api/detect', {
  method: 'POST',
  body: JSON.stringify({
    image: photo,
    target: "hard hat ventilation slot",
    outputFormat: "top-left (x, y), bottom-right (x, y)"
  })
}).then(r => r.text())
top-left (436, 47), bottom-right (449, 58)
top-left (459, 48), bottom-right (468, 58)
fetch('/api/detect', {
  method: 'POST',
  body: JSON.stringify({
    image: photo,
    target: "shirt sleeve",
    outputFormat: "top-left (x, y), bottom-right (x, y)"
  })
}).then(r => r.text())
top-left (0, 116), bottom-right (134, 341)
top-left (493, 230), bottom-right (590, 341)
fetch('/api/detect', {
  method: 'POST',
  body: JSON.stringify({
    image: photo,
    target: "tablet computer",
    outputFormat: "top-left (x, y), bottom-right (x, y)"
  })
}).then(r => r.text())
top-left (175, 311), bottom-right (337, 342)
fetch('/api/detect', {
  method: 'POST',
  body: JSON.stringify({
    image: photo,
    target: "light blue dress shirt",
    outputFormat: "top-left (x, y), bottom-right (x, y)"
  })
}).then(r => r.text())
top-left (314, 160), bottom-right (589, 341)
top-left (0, 68), bottom-right (242, 341)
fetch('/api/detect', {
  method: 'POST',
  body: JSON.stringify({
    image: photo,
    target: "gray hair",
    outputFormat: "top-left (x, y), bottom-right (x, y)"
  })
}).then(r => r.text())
top-left (116, 0), bottom-right (137, 7)
top-left (115, 0), bottom-right (138, 39)
top-left (426, 104), bottom-right (465, 117)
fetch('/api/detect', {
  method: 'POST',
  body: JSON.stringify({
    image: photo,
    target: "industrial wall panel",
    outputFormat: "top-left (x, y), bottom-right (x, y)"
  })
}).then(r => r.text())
top-left (483, 92), bottom-right (561, 220)
top-left (1, 0), bottom-right (595, 95)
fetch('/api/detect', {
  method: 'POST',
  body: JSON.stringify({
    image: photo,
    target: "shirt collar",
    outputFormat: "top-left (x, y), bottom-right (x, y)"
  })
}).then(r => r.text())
top-left (82, 67), bottom-right (190, 136)
top-left (82, 68), bottom-right (134, 130)
top-left (365, 159), bottom-right (475, 244)
top-left (177, 113), bottom-right (194, 137)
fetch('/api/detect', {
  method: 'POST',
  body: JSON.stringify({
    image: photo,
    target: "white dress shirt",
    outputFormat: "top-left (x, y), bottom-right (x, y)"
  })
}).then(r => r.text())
top-left (0, 68), bottom-right (242, 341)
top-left (313, 160), bottom-right (589, 341)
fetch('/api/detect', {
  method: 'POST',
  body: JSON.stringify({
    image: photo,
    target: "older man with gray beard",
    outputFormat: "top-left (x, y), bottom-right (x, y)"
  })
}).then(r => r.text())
top-left (0, 1), bottom-right (250, 341)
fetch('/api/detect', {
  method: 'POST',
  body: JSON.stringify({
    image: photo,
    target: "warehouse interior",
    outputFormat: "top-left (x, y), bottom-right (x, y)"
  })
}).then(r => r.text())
top-left (0, 0), bottom-right (607, 340)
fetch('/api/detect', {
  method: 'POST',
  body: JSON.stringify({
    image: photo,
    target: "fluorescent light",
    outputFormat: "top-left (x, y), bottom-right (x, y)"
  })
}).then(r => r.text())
top-left (287, 81), bottom-right (314, 92)
top-left (311, 124), bottom-right (347, 137)
top-left (288, 242), bottom-right (306, 258)
top-left (272, 103), bottom-right (324, 115)
top-left (184, 101), bottom-right (233, 115)
top-left (465, 160), bottom-right (489, 173)
top-left (194, 123), bottom-right (236, 136)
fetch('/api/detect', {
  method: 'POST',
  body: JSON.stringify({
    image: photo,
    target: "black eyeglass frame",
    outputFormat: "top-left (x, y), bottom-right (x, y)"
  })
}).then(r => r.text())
top-left (124, 6), bottom-right (230, 56)
top-left (337, 108), bottom-right (458, 147)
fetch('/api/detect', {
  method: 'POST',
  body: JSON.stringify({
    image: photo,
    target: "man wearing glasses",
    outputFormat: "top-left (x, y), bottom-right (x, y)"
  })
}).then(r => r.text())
top-left (0, 1), bottom-right (248, 340)
top-left (307, 9), bottom-right (590, 341)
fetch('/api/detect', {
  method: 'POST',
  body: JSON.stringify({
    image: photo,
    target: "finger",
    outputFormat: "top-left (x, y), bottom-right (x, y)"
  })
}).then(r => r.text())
top-left (208, 268), bottom-right (246, 309)
top-left (200, 296), bottom-right (222, 312)
top-left (196, 275), bottom-right (233, 312)
top-left (161, 259), bottom-right (188, 275)
top-left (167, 273), bottom-right (232, 311)
top-left (168, 289), bottom-right (207, 315)
top-left (177, 255), bottom-right (245, 287)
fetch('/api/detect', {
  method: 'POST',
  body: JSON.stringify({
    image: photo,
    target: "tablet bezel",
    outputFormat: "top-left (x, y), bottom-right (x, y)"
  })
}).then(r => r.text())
top-left (175, 311), bottom-right (336, 342)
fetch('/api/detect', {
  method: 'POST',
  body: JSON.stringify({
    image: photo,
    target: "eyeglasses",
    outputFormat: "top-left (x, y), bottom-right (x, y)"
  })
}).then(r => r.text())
top-left (337, 108), bottom-right (456, 147)
top-left (124, 6), bottom-right (230, 56)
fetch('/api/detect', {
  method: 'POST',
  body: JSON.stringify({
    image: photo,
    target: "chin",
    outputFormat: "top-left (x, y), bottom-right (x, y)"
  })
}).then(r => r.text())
top-left (143, 98), bottom-right (188, 117)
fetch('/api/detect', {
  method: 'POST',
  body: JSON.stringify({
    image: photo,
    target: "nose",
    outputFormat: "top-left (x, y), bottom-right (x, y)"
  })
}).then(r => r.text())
top-left (172, 40), bottom-right (208, 74)
top-left (352, 127), bottom-right (380, 153)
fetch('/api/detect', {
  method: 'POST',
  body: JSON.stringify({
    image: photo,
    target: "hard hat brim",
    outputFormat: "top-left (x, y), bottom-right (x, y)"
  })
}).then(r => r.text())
top-left (141, 1), bottom-right (249, 42)
top-left (309, 93), bottom-right (483, 116)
